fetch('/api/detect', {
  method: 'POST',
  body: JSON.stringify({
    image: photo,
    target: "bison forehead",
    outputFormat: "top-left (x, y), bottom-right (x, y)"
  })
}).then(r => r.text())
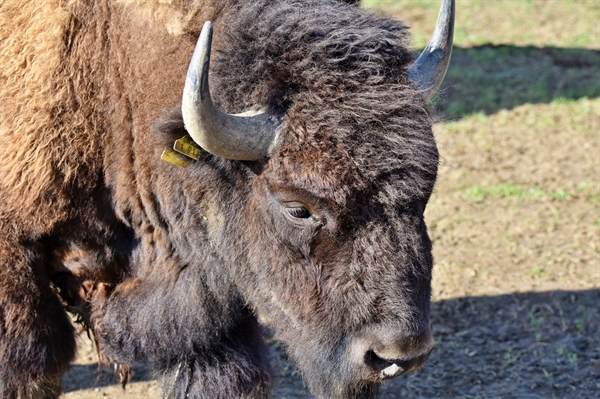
top-left (211, 0), bottom-right (415, 113)
top-left (264, 90), bottom-right (438, 206)
top-left (209, 0), bottom-right (438, 208)
top-left (264, 119), bottom-right (438, 213)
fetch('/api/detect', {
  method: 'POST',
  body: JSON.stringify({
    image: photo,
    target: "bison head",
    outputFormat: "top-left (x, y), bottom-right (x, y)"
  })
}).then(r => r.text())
top-left (178, 0), bottom-right (453, 397)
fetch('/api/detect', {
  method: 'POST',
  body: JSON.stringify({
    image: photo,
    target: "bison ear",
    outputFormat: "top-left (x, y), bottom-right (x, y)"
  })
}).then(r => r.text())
top-left (181, 21), bottom-right (281, 161)
top-left (407, 0), bottom-right (455, 101)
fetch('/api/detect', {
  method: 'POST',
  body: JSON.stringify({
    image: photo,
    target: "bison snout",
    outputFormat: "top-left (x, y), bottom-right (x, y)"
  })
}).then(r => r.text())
top-left (349, 324), bottom-right (433, 382)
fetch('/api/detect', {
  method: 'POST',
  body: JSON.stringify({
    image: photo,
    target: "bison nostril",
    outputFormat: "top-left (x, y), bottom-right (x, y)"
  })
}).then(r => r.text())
top-left (364, 349), bottom-right (425, 379)
top-left (365, 350), bottom-right (402, 379)
top-left (350, 325), bottom-right (434, 382)
top-left (364, 349), bottom-right (391, 370)
top-left (357, 325), bottom-right (434, 381)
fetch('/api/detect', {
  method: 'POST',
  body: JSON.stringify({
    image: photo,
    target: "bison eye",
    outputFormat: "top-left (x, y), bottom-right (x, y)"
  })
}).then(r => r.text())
top-left (281, 202), bottom-right (321, 226)
top-left (286, 206), bottom-right (311, 219)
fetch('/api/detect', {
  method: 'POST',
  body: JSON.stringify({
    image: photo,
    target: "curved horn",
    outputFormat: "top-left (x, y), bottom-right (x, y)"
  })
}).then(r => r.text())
top-left (407, 0), bottom-right (455, 101)
top-left (182, 21), bottom-right (279, 161)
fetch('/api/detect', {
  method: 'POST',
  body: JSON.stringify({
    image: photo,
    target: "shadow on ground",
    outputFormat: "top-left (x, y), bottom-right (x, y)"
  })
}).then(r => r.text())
top-left (271, 289), bottom-right (599, 399)
top-left (433, 45), bottom-right (600, 119)
top-left (63, 362), bottom-right (153, 393)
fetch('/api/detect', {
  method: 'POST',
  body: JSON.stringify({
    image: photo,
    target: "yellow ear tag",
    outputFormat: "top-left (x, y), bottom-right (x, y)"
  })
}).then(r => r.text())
top-left (173, 136), bottom-right (202, 161)
top-left (161, 149), bottom-right (191, 168)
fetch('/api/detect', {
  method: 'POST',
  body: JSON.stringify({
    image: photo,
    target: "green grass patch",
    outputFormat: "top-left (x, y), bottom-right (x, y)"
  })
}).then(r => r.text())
top-left (463, 184), bottom-right (574, 201)
top-left (574, 312), bottom-right (586, 332)
top-left (556, 345), bottom-right (579, 364)
top-left (531, 265), bottom-right (545, 278)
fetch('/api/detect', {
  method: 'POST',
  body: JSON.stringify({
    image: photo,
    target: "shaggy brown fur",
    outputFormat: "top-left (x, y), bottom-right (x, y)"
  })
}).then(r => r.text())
top-left (0, 1), bottom-right (438, 398)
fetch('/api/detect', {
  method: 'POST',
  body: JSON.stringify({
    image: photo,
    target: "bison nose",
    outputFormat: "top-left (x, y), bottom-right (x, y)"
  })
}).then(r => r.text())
top-left (349, 324), bottom-right (433, 381)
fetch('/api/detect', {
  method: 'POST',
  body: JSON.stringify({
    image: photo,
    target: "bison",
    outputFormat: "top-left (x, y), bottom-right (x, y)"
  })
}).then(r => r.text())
top-left (0, 0), bottom-right (454, 398)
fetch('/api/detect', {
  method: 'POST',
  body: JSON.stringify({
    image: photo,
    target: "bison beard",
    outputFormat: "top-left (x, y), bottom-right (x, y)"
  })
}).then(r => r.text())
top-left (0, 0), bottom-right (447, 398)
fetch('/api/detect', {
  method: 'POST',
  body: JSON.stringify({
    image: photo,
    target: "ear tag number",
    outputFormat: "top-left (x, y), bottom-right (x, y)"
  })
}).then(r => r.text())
top-left (173, 135), bottom-right (202, 161)
top-left (161, 136), bottom-right (203, 168)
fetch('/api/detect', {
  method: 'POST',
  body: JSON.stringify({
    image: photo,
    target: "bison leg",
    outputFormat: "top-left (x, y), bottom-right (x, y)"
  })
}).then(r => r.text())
top-left (90, 268), bottom-right (270, 399)
top-left (0, 239), bottom-right (76, 399)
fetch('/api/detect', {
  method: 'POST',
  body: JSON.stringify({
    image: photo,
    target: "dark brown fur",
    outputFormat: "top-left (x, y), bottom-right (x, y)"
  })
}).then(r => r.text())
top-left (0, 1), bottom-right (437, 398)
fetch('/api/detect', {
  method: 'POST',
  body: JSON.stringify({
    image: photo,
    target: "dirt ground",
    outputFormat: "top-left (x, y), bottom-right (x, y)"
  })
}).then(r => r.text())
top-left (60, 2), bottom-right (599, 399)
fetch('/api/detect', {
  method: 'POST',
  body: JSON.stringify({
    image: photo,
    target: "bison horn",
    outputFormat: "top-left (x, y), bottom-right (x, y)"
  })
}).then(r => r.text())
top-left (407, 0), bottom-right (455, 101)
top-left (182, 21), bottom-right (279, 161)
